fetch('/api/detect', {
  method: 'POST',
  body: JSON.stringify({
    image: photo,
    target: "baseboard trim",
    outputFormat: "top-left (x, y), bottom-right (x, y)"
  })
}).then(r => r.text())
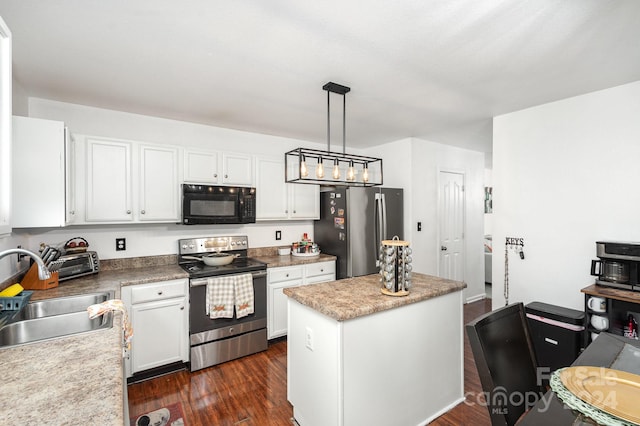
top-left (419, 396), bottom-right (466, 425)
top-left (466, 293), bottom-right (487, 304)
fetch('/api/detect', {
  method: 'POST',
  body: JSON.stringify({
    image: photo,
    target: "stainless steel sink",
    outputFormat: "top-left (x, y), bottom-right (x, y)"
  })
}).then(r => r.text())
top-left (0, 291), bottom-right (114, 347)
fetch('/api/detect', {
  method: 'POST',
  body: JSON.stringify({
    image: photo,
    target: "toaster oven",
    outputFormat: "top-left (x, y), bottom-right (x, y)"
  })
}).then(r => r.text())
top-left (56, 251), bottom-right (100, 281)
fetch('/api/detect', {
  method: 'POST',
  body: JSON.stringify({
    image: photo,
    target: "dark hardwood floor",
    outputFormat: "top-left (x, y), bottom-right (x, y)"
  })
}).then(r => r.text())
top-left (127, 298), bottom-right (492, 426)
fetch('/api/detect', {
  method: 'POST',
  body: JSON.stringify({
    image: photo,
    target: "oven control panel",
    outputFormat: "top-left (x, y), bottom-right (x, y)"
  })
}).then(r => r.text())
top-left (179, 235), bottom-right (249, 255)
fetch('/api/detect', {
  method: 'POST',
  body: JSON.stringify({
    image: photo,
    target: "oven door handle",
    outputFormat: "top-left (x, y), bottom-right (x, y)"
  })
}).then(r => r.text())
top-left (190, 270), bottom-right (267, 287)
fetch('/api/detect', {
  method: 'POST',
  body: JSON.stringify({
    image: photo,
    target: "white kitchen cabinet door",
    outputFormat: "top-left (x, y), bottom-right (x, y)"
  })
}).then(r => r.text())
top-left (184, 149), bottom-right (219, 184)
top-left (289, 183), bottom-right (320, 220)
top-left (268, 277), bottom-right (303, 339)
top-left (129, 296), bottom-right (188, 374)
top-left (85, 137), bottom-right (133, 222)
top-left (222, 152), bottom-right (253, 185)
top-left (256, 156), bottom-right (319, 221)
top-left (65, 132), bottom-right (77, 224)
top-left (139, 144), bottom-right (180, 221)
top-left (255, 157), bottom-right (288, 220)
top-left (0, 18), bottom-right (11, 235)
top-left (12, 116), bottom-right (68, 227)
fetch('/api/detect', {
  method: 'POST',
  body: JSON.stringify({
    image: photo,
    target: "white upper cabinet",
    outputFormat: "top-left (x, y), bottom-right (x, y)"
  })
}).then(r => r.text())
top-left (289, 182), bottom-right (319, 220)
top-left (183, 149), bottom-right (219, 183)
top-left (0, 18), bottom-right (11, 235)
top-left (12, 116), bottom-right (74, 228)
top-left (184, 148), bottom-right (253, 186)
top-left (83, 136), bottom-right (180, 224)
top-left (139, 144), bottom-right (180, 221)
top-left (255, 157), bottom-right (288, 220)
top-left (255, 156), bottom-right (319, 221)
top-left (221, 152), bottom-right (253, 185)
top-left (86, 137), bottom-right (133, 222)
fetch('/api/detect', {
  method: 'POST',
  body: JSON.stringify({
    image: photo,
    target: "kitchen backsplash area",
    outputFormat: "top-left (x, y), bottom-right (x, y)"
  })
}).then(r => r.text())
top-left (1, 222), bottom-right (313, 289)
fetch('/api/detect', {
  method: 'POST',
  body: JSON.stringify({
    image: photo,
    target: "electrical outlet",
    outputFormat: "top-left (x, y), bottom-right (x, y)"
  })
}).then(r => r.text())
top-left (275, 230), bottom-right (282, 240)
top-left (305, 326), bottom-right (314, 351)
top-left (116, 238), bottom-right (126, 251)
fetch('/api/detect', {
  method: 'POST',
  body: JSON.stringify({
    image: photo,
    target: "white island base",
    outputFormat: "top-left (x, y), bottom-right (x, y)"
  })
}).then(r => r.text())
top-left (287, 290), bottom-right (465, 426)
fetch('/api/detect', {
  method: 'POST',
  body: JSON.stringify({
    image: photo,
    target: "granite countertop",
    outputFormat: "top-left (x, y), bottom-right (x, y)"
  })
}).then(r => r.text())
top-left (0, 254), bottom-right (336, 424)
top-left (0, 263), bottom-right (188, 425)
top-left (0, 314), bottom-right (124, 424)
top-left (252, 253), bottom-right (336, 268)
top-left (283, 272), bottom-right (466, 321)
top-left (28, 264), bottom-right (189, 301)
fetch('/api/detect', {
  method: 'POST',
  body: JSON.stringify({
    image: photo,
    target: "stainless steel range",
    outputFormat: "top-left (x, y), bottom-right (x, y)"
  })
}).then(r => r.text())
top-left (179, 235), bottom-right (268, 371)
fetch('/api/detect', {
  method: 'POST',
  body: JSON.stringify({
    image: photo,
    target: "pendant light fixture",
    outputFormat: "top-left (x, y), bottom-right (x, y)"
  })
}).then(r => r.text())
top-left (285, 82), bottom-right (383, 186)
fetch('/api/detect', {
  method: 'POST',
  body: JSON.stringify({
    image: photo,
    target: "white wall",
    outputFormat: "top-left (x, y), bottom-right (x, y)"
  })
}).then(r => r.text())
top-left (368, 137), bottom-right (486, 302)
top-left (492, 80), bottom-right (640, 310)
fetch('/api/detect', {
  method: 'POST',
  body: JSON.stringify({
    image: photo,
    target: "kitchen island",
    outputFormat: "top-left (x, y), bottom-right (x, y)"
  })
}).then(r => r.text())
top-left (284, 272), bottom-right (466, 426)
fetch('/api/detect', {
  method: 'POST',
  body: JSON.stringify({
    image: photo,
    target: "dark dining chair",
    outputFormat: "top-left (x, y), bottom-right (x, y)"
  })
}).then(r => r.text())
top-left (466, 302), bottom-right (546, 426)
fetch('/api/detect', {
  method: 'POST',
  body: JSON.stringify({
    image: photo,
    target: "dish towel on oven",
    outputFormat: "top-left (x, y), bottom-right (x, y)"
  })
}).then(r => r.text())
top-left (206, 276), bottom-right (235, 319)
top-left (234, 273), bottom-right (254, 319)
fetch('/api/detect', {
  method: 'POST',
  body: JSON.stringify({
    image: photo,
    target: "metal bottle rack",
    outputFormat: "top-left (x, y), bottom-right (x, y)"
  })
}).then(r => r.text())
top-left (379, 236), bottom-right (412, 296)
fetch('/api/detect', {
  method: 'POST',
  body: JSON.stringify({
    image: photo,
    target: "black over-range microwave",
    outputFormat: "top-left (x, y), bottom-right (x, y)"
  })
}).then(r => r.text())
top-left (182, 184), bottom-right (256, 225)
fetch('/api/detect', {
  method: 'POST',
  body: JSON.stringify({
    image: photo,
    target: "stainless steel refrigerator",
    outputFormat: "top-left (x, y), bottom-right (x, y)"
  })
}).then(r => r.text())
top-left (314, 187), bottom-right (404, 279)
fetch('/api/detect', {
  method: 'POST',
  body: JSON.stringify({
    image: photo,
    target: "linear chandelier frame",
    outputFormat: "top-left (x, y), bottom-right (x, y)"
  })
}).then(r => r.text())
top-left (285, 82), bottom-right (383, 187)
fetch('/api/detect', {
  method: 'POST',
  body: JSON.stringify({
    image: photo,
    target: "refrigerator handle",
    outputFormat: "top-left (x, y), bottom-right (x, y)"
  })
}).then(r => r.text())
top-left (381, 193), bottom-right (387, 240)
top-left (374, 193), bottom-right (382, 266)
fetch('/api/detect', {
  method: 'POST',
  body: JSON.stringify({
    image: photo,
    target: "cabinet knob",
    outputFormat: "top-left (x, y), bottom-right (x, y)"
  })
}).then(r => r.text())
top-left (69, 210), bottom-right (75, 215)
top-left (229, 327), bottom-right (234, 334)
top-left (214, 173), bottom-right (218, 178)
top-left (141, 210), bottom-right (146, 214)
top-left (320, 269), bottom-right (324, 272)
top-left (286, 273), bottom-right (289, 277)
top-left (127, 210), bottom-right (131, 214)
top-left (293, 210), bottom-right (297, 214)
top-left (157, 291), bottom-right (163, 295)
top-left (180, 306), bottom-right (185, 310)
top-left (225, 174), bottom-right (229, 178)
top-left (285, 210), bottom-right (288, 214)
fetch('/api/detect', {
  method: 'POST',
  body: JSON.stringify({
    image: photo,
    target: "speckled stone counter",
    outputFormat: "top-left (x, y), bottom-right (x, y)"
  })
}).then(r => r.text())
top-left (0, 263), bottom-right (187, 425)
top-left (28, 264), bottom-right (188, 301)
top-left (283, 272), bottom-right (466, 321)
top-left (252, 253), bottom-right (336, 268)
top-left (0, 314), bottom-right (124, 424)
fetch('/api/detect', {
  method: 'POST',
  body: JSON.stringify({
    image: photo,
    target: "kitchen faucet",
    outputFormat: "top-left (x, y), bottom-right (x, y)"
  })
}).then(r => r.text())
top-left (0, 248), bottom-right (51, 280)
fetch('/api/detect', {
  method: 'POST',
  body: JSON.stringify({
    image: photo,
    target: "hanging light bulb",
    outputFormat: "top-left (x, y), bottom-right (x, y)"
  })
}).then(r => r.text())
top-left (332, 158), bottom-right (341, 179)
top-left (362, 162), bottom-right (369, 183)
top-left (316, 156), bottom-right (325, 178)
top-left (300, 154), bottom-right (309, 178)
top-left (347, 160), bottom-right (356, 181)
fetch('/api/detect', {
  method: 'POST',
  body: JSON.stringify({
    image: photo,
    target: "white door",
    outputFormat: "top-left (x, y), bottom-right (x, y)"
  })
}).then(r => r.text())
top-left (0, 18), bottom-right (11, 235)
top-left (289, 183), bottom-right (319, 219)
top-left (439, 171), bottom-right (465, 281)
top-left (255, 157), bottom-right (288, 220)
top-left (130, 296), bottom-right (188, 373)
top-left (86, 138), bottom-right (133, 222)
top-left (139, 144), bottom-right (180, 221)
top-left (183, 149), bottom-right (219, 184)
top-left (222, 152), bottom-right (253, 185)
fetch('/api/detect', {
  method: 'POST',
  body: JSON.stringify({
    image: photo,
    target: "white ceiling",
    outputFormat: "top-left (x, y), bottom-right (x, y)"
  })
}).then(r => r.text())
top-left (1, 1), bottom-right (640, 154)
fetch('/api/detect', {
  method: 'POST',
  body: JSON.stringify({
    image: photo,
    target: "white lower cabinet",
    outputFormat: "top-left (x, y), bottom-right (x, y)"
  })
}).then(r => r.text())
top-left (267, 260), bottom-right (335, 339)
top-left (121, 278), bottom-right (189, 377)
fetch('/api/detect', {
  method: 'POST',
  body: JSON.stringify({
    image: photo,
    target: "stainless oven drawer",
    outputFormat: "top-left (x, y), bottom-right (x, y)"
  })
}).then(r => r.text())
top-left (190, 328), bottom-right (267, 371)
